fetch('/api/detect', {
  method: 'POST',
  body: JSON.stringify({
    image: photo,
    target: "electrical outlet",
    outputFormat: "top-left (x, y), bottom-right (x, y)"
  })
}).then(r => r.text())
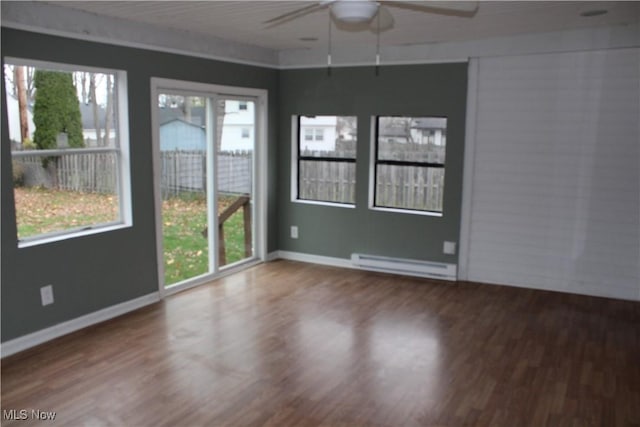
top-left (40, 285), bottom-right (54, 306)
top-left (291, 226), bottom-right (299, 239)
top-left (443, 241), bottom-right (457, 255)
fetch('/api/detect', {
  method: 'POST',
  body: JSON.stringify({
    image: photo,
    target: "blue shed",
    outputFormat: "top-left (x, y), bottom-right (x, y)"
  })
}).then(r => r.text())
top-left (160, 119), bottom-right (206, 151)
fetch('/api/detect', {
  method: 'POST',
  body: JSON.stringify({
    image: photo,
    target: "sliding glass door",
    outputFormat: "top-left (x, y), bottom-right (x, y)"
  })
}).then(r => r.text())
top-left (214, 98), bottom-right (255, 268)
top-left (152, 80), bottom-right (264, 292)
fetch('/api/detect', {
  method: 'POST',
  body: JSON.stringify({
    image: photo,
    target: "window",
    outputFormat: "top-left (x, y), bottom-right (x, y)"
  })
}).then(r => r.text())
top-left (295, 116), bottom-right (357, 205)
top-left (4, 58), bottom-right (131, 245)
top-left (302, 128), bottom-right (325, 143)
top-left (238, 101), bottom-right (248, 111)
top-left (304, 128), bottom-right (314, 141)
top-left (373, 116), bottom-right (446, 214)
top-left (241, 127), bottom-right (250, 139)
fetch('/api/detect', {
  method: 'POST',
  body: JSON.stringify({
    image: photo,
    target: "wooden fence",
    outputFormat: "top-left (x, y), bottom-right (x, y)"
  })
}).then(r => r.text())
top-left (16, 152), bottom-right (118, 194)
top-left (375, 164), bottom-right (444, 212)
top-left (160, 150), bottom-right (252, 198)
top-left (299, 161), bottom-right (356, 204)
top-left (14, 150), bottom-right (252, 199)
top-left (15, 148), bottom-right (445, 211)
top-left (299, 161), bottom-right (444, 211)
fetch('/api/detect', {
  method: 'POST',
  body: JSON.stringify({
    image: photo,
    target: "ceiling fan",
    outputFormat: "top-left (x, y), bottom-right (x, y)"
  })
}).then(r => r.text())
top-left (264, 0), bottom-right (479, 32)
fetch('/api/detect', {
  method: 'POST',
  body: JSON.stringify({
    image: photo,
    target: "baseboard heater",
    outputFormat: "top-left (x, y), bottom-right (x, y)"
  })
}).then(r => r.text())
top-left (351, 253), bottom-right (457, 281)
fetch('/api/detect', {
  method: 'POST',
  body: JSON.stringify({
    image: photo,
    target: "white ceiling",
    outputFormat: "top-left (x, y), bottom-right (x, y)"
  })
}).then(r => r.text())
top-left (45, 1), bottom-right (639, 51)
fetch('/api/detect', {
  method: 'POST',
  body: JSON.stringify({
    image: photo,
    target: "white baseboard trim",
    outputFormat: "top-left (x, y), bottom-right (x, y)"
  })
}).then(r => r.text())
top-left (1, 292), bottom-right (160, 358)
top-left (275, 250), bottom-right (459, 281)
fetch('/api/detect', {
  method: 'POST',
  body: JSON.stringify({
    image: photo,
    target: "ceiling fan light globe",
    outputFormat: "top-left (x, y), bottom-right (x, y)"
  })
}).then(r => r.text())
top-left (330, 1), bottom-right (379, 23)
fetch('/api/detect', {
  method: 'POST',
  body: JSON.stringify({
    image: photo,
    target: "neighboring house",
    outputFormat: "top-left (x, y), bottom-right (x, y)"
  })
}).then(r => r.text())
top-left (219, 100), bottom-right (254, 152)
top-left (411, 117), bottom-right (446, 146)
top-left (158, 100), bottom-right (255, 152)
top-left (159, 105), bottom-right (206, 127)
top-left (378, 121), bottom-right (410, 144)
top-left (299, 115), bottom-right (337, 151)
top-left (159, 119), bottom-right (205, 151)
top-left (6, 93), bottom-right (35, 145)
top-left (378, 117), bottom-right (447, 146)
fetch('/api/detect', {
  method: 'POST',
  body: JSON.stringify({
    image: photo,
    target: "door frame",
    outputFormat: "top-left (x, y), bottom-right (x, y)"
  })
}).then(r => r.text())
top-left (150, 77), bottom-right (268, 298)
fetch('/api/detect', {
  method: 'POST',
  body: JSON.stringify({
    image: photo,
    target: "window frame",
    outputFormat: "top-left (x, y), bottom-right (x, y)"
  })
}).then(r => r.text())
top-left (369, 115), bottom-right (446, 217)
top-left (4, 57), bottom-right (132, 247)
top-left (291, 115), bottom-right (357, 208)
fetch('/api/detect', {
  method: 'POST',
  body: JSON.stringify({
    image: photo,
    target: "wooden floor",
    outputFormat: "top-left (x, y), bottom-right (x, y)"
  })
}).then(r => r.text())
top-left (2, 260), bottom-right (639, 427)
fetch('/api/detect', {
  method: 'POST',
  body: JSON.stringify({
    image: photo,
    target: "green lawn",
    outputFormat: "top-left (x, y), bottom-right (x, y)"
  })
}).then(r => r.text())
top-left (14, 187), bottom-right (250, 286)
top-left (14, 187), bottom-right (119, 237)
top-left (161, 193), bottom-right (249, 286)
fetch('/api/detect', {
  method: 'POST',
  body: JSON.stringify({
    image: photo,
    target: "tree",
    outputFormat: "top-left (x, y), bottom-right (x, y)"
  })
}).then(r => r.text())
top-left (89, 73), bottom-right (101, 146)
top-left (14, 66), bottom-right (30, 143)
top-left (33, 70), bottom-right (84, 149)
top-left (5, 65), bottom-right (37, 106)
top-left (102, 74), bottom-right (113, 146)
top-left (74, 71), bottom-right (89, 104)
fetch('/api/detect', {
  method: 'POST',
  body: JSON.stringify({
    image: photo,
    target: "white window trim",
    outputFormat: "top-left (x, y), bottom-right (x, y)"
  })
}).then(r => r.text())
top-left (367, 115), bottom-right (444, 217)
top-left (5, 57), bottom-right (132, 247)
top-left (290, 115), bottom-right (356, 209)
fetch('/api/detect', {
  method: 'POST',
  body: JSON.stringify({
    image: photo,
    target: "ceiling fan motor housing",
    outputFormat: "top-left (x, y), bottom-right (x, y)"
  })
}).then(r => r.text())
top-left (330, 0), bottom-right (379, 23)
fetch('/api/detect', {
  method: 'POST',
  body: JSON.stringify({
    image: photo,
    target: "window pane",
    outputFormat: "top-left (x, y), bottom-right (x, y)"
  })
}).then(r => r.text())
top-left (377, 116), bottom-right (446, 163)
top-left (13, 152), bottom-right (120, 238)
top-left (375, 165), bottom-right (445, 212)
top-left (299, 116), bottom-right (356, 158)
top-left (4, 62), bottom-right (124, 241)
top-left (299, 160), bottom-right (355, 204)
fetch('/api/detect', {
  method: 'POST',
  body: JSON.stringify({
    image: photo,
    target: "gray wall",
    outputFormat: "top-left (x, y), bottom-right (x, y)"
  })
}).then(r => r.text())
top-left (1, 29), bottom-right (468, 344)
top-left (277, 65), bottom-right (467, 261)
top-left (1, 28), bottom-right (279, 342)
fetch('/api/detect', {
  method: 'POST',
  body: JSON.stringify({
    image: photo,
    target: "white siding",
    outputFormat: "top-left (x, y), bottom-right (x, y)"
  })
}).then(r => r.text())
top-left (299, 116), bottom-right (338, 151)
top-left (220, 125), bottom-right (253, 151)
top-left (6, 94), bottom-right (35, 142)
top-left (220, 100), bottom-right (255, 151)
top-left (466, 48), bottom-right (639, 300)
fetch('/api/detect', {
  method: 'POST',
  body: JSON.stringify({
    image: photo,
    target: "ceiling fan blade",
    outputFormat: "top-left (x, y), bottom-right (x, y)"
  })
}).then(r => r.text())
top-left (263, 2), bottom-right (328, 27)
top-left (382, 1), bottom-right (479, 18)
top-left (369, 6), bottom-right (395, 33)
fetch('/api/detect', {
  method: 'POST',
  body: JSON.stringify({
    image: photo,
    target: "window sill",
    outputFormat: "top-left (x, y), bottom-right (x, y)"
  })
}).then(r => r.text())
top-left (18, 222), bottom-right (132, 249)
top-left (293, 199), bottom-right (356, 209)
top-left (369, 206), bottom-right (443, 217)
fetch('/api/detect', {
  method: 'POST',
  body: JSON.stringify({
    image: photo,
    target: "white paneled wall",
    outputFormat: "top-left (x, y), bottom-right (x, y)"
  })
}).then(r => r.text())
top-left (464, 48), bottom-right (639, 300)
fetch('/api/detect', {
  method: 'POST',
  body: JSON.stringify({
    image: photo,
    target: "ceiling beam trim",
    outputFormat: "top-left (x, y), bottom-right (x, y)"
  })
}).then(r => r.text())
top-left (2, 2), bottom-right (638, 70)
top-left (1, 1), bottom-right (280, 69)
top-left (278, 22), bottom-right (640, 68)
